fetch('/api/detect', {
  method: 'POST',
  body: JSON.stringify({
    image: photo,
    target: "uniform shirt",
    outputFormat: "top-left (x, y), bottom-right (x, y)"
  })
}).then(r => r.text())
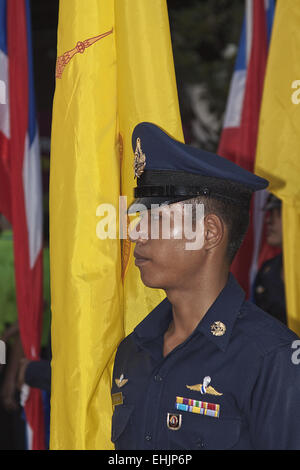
top-left (111, 274), bottom-right (300, 450)
top-left (253, 253), bottom-right (286, 325)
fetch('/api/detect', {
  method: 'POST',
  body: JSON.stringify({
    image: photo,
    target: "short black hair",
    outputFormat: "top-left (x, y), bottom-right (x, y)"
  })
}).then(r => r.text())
top-left (186, 183), bottom-right (251, 264)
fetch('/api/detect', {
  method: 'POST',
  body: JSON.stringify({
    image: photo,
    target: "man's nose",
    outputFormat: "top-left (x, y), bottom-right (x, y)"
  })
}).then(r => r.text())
top-left (128, 220), bottom-right (149, 243)
top-left (266, 211), bottom-right (272, 224)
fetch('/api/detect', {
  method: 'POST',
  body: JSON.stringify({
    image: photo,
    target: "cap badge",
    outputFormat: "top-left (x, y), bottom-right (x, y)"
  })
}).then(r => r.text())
top-left (167, 412), bottom-right (182, 431)
top-left (210, 321), bottom-right (226, 336)
top-left (115, 374), bottom-right (128, 388)
top-left (134, 137), bottom-right (146, 178)
top-left (186, 376), bottom-right (223, 396)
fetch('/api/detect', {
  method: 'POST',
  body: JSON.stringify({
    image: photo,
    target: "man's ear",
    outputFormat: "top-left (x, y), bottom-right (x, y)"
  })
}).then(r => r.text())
top-left (204, 214), bottom-right (225, 252)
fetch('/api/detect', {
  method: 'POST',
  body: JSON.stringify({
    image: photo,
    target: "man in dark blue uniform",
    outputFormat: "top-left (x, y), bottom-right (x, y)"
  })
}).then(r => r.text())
top-left (253, 194), bottom-right (286, 325)
top-left (111, 122), bottom-right (300, 450)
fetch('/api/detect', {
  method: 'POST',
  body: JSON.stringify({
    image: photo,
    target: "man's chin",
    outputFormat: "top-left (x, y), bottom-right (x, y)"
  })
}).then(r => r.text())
top-left (266, 235), bottom-right (281, 247)
top-left (140, 277), bottom-right (163, 289)
top-left (139, 271), bottom-right (165, 290)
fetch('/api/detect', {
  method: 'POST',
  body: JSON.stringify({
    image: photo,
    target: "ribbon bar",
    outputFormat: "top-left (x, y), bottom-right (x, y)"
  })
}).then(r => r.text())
top-left (175, 396), bottom-right (220, 418)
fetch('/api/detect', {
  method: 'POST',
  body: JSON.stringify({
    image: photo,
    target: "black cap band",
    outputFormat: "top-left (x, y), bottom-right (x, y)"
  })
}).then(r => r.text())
top-left (134, 170), bottom-right (252, 209)
top-left (134, 185), bottom-right (211, 198)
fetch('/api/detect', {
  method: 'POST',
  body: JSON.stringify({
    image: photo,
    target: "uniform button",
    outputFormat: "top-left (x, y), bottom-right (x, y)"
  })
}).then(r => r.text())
top-left (256, 285), bottom-right (265, 294)
top-left (197, 439), bottom-right (205, 449)
top-left (145, 434), bottom-right (152, 441)
top-left (154, 375), bottom-right (163, 382)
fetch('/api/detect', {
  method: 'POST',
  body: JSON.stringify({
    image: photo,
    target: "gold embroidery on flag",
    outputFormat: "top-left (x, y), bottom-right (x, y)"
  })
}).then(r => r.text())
top-left (56, 28), bottom-right (113, 79)
top-left (122, 235), bottom-right (132, 282)
top-left (119, 133), bottom-right (124, 162)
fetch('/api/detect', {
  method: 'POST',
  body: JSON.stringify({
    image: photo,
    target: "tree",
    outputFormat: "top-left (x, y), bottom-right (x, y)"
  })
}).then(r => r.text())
top-left (168, 0), bottom-right (244, 150)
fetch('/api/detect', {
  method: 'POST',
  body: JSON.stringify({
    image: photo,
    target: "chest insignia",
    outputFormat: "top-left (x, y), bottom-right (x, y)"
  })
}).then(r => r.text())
top-left (112, 392), bottom-right (124, 406)
top-left (210, 321), bottom-right (226, 336)
top-left (167, 413), bottom-right (182, 431)
top-left (176, 396), bottom-right (220, 418)
top-left (186, 376), bottom-right (223, 396)
top-left (115, 374), bottom-right (128, 388)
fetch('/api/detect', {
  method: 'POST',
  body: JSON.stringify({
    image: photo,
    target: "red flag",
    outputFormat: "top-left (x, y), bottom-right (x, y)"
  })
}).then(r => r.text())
top-left (1, 0), bottom-right (45, 449)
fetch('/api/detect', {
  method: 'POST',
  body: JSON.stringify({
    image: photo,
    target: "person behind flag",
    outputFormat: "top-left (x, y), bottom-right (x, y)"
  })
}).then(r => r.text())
top-left (111, 122), bottom-right (300, 450)
top-left (253, 194), bottom-right (286, 325)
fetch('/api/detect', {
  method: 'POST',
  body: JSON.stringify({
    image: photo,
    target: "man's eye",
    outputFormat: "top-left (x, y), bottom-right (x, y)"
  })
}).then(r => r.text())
top-left (139, 213), bottom-right (147, 222)
top-left (128, 214), bottom-right (142, 228)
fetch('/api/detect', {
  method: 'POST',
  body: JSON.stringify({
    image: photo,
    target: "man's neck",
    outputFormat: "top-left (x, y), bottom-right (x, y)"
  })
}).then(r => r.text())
top-left (164, 265), bottom-right (229, 349)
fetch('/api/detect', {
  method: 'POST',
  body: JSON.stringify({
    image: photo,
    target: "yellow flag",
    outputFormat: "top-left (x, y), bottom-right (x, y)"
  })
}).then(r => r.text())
top-left (50, 0), bottom-right (183, 450)
top-left (255, 0), bottom-right (300, 335)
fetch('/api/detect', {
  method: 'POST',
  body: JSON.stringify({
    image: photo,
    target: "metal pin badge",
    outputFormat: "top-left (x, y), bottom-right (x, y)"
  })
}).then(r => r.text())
top-left (167, 413), bottom-right (182, 431)
top-left (210, 321), bottom-right (226, 336)
top-left (115, 373), bottom-right (128, 388)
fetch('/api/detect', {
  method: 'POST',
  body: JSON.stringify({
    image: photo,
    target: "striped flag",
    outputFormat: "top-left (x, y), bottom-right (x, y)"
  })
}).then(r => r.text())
top-left (0, 0), bottom-right (45, 450)
top-left (0, 0), bottom-right (10, 218)
top-left (218, 0), bottom-right (275, 296)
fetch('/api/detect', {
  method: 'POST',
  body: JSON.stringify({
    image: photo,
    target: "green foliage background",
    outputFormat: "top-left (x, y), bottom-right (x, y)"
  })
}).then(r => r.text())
top-left (168, 0), bottom-right (244, 149)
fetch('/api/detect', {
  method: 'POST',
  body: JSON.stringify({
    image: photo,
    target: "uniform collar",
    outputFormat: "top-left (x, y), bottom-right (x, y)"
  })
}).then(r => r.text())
top-left (133, 273), bottom-right (245, 352)
top-left (196, 273), bottom-right (245, 351)
top-left (134, 297), bottom-right (173, 342)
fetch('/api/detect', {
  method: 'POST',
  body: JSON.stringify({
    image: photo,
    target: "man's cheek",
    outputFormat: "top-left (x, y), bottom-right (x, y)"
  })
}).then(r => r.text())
top-left (172, 223), bottom-right (183, 239)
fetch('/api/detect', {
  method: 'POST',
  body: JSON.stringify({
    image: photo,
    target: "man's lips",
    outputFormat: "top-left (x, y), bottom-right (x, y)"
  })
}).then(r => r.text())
top-left (134, 252), bottom-right (151, 266)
